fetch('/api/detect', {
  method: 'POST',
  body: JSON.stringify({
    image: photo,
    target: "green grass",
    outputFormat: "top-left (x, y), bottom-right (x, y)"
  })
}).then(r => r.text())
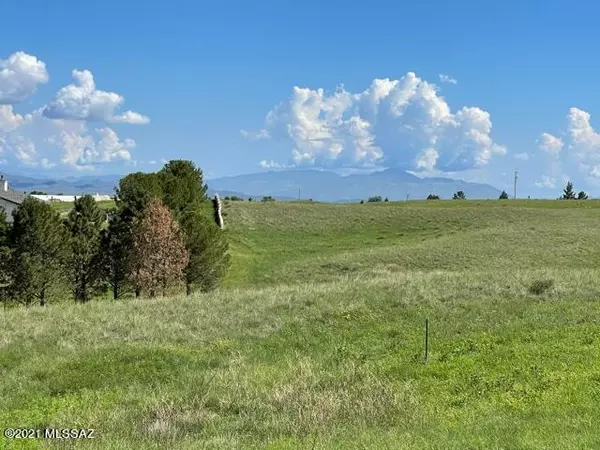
top-left (2, 199), bottom-right (600, 449)
top-left (51, 200), bottom-right (116, 215)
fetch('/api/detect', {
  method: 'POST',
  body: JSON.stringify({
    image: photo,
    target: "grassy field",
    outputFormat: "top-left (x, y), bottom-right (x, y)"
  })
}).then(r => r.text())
top-left (2, 199), bottom-right (600, 449)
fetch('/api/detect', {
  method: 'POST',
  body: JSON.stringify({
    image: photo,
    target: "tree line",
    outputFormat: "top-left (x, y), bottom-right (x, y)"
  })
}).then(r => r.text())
top-left (0, 160), bottom-right (229, 306)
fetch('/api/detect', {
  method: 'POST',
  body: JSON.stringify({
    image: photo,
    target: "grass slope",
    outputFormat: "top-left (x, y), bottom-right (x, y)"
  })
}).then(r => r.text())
top-left (2, 199), bottom-right (600, 449)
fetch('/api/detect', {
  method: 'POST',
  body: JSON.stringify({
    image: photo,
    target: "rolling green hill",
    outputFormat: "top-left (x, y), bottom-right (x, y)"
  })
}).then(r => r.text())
top-left (2, 200), bottom-right (600, 449)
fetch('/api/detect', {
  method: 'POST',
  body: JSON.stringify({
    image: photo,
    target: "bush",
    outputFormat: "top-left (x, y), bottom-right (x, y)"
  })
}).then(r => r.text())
top-left (261, 196), bottom-right (275, 202)
top-left (528, 279), bottom-right (554, 296)
top-left (367, 196), bottom-right (383, 203)
top-left (360, 200), bottom-right (364, 204)
top-left (427, 194), bottom-right (440, 200)
top-left (453, 191), bottom-right (466, 200)
top-left (384, 197), bottom-right (389, 202)
top-left (499, 190), bottom-right (509, 200)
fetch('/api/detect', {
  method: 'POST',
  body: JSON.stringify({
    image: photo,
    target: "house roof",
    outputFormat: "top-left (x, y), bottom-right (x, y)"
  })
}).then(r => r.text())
top-left (0, 189), bottom-right (28, 205)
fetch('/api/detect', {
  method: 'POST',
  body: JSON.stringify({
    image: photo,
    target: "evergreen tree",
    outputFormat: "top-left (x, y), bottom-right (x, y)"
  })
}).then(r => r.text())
top-left (115, 172), bottom-right (163, 220)
top-left (158, 160), bottom-right (208, 220)
top-left (65, 195), bottom-right (105, 303)
top-left (0, 207), bottom-right (8, 247)
top-left (578, 190), bottom-right (589, 200)
top-left (100, 209), bottom-right (133, 300)
top-left (499, 190), bottom-right (509, 200)
top-left (180, 209), bottom-right (230, 295)
top-left (427, 194), bottom-right (440, 200)
top-left (453, 191), bottom-right (466, 200)
top-left (8, 198), bottom-right (68, 306)
top-left (562, 181), bottom-right (576, 199)
top-left (130, 200), bottom-right (189, 297)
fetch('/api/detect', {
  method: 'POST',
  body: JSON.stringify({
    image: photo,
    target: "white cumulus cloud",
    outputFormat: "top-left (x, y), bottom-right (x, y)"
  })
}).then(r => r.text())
top-left (0, 51), bottom-right (49, 104)
top-left (43, 69), bottom-right (149, 124)
top-left (246, 72), bottom-right (505, 172)
top-left (539, 107), bottom-right (600, 185)
top-left (110, 110), bottom-right (150, 125)
top-left (538, 132), bottom-right (563, 155)
top-left (0, 50), bottom-right (148, 171)
top-left (55, 126), bottom-right (135, 169)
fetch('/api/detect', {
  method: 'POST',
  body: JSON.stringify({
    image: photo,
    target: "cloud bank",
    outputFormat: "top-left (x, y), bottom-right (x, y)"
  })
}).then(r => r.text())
top-left (243, 72), bottom-right (506, 173)
top-left (0, 51), bottom-right (149, 171)
top-left (537, 107), bottom-right (600, 188)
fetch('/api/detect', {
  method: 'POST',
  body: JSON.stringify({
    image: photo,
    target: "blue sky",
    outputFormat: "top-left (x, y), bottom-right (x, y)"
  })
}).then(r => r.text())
top-left (2, 0), bottom-right (600, 196)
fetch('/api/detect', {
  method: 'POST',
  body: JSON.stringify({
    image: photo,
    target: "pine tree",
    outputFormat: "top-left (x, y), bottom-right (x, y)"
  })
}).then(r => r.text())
top-left (115, 172), bottom-right (163, 220)
top-left (499, 190), bottom-right (509, 200)
top-left (180, 209), bottom-right (230, 295)
top-left (65, 195), bottom-right (105, 303)
top-left (8, 198), bottom-right (68, 306)
top-left (158, 160), bottom-right (208, 221)
top-left (100, 209), bottom-right (133, 300)
top-left (0, 207), bottom-right (8, 245)
top-left (577, 190), bottom-right (589, 200)
top-left (130, 200), bottom-right (189, 297)
top-left (562, 181), bottom-right (576, 200)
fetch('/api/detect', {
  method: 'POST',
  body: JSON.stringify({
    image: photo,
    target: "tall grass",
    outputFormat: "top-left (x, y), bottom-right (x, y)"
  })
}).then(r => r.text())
top-left (2, 200), bottom-right (600, 448)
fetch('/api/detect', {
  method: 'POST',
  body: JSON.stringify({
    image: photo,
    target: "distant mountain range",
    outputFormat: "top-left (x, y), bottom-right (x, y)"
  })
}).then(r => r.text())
top-left (207, 169), bottom-right (502, 201)
top-left (2, 173), bottom-right (121, 196)
top-left (1, 169), bottom-right (502, 201)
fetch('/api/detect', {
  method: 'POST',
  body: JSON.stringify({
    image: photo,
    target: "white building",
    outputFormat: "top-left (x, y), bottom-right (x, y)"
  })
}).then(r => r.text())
top-left (31, 193), bottom-right (113, 202)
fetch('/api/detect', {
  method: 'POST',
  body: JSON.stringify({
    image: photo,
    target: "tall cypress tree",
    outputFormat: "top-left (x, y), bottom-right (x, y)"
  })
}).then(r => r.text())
top-left (65, 195), bottom-right (105, 303)
top-left (8, 198), bottom-right (68, 306)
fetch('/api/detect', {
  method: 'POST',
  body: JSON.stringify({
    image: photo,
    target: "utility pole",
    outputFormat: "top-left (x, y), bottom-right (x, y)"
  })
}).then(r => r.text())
top-left (298, 188), bottom-right (300, 201)
top-left (514, 170), bottom-right (518, 199)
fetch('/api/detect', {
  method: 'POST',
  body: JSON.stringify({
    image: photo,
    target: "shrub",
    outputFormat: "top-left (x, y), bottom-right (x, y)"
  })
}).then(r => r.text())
top-left (261, 196), bottom-right (275, 202)
top-left (453, 191), bottom-right (466, 200)
top-left (360, 200), bottom-right (364, 204)
top-left (528, 279), bottom-right (554, 296)
top-left (499, 190), bottom-right (509, 200)
top-left (427, 194), bottom-right (440, 200)
top-left (367, 196), bottom-right (383, 203)
top-left (578, 191), bottom-right (588, 200)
